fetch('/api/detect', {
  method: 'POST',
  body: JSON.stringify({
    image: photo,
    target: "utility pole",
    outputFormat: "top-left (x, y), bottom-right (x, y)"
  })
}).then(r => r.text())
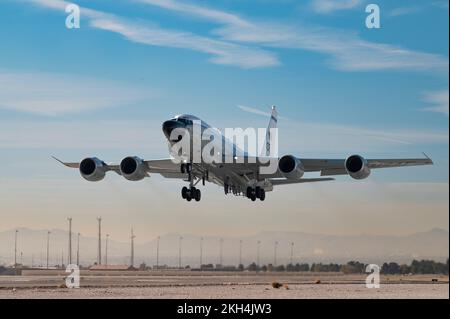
top-left (274, 241), bottom-right (278, 267)
top-left (156, 236), bottom-right (160, 269)
top-left (290, 242), bottom-right (294, 265)
top-left (130, 228), bottom-right (135, 268)
top-left (76, 233), bottom-right (80, 266)
top-left (178, 236), bottom-right (183, 269)
top-left (14, 230), bottom-right (18, 268)
top-left (105, 234), bottom-right (109, 266)
top-left (97, 217), bottom-right (102, 265)
top-left (20, 252), bottom-right (23, 266)
top-left (239, 239), bottom-right (243, 266)
top-left (219, 238), bottom-right (223, 266)
top-left (46, 231), bottom-right (51, 269)
top-left (199, 237), bottom-right (203, 269)
top-left (256, 240), bottom-right (261, 269)
top-left (61, 250), bottom-right (64, 268)
top-left (67, 217), bottom-right (72, 265)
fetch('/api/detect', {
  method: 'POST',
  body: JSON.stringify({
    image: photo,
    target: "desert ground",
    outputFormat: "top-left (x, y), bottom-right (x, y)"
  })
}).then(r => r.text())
top-left (0, 271), bottom-right (448, 299)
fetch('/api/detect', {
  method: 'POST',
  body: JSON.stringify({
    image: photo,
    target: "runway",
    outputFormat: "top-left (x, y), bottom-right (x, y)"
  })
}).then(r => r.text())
top-left (0, 271), bottom-right (448, 298)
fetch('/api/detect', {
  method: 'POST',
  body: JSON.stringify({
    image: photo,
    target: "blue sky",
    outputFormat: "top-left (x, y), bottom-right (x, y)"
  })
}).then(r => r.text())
top-left (0, 0), bottom-right (448, 240)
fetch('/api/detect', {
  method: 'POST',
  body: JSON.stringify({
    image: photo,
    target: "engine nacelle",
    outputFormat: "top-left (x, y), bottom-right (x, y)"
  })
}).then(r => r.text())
top-left (278, 155), bottom-right (305, 180)
top-left (120, 156), bottom-right (148, 181)
top-left (345, 155), bottom-right (371, 180)
top-left (79, 157), bottom-right (107, 182)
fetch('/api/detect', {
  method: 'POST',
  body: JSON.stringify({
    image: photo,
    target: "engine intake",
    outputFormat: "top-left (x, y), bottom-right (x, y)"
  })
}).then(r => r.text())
top-left (345, 155), bottom-right (371, 180)
top-left (278, 155), bottom-right (304, 180)
top-left (120, 156), bottom-right (147, 181)
top-left (79, 157), bottom-right (107, 182)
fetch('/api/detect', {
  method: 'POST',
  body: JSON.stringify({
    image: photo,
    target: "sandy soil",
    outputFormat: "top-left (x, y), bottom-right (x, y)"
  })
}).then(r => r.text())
top-left (1, 283), bottom-right (448, 299)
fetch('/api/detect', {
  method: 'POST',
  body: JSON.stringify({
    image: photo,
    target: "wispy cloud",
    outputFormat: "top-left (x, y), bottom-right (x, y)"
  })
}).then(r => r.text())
top-left (310, 0), bottom-right (362, 14)
top-left (0, 70), bottom-right (153, 116)
top-left (422, 89), bottom-right (449, 116)
top-left (388, 6), bottom-right (421, 17)
top-left (236, 104), bottom-right (448, 148)
top-left (28, 0), bottom-right (279, 68)
top-left (137, 0), bottom-right (449, 73)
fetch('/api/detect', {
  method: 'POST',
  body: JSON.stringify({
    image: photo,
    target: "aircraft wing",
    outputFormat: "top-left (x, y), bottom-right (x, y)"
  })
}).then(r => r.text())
top-left (217, 153), bottom-right (433, 179)
top-left (302, 155), bottom-right (433, 176)
top-left (53, 156), bottom-right (186, 178)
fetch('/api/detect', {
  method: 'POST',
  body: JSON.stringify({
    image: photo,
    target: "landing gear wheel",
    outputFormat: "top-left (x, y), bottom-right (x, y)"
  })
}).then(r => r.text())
top-left (181, 186), bottom-right (188, 199)
top-left (194, 189), bottom-right (201, 202)
top-left (246, 187), bottom-right (252, 198)
top-left (259, 189), bottom-right (265, 201)
top-left (255, 186), bottom-right (261, 199)
top-left (250, 193), bottom-right (256, 201)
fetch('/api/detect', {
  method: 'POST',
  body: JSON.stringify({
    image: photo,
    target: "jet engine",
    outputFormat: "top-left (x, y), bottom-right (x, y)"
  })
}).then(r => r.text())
top-left (120, 156), bottom-right (148, 181)
top-left (278, 155), bottom-right (304, 180)
top-left (345, 155), bottom-right (371, 180)
top-left (79, 157), bottom-right (107, 182)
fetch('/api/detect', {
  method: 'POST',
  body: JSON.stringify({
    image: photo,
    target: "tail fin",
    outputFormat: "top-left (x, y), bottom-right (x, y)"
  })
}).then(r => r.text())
top-left (262, 105), bottom-right (277, 156)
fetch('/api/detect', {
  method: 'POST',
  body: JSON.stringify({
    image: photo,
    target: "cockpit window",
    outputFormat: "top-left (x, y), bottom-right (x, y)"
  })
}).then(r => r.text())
top-left (178, 118), bottom-right (192, 126)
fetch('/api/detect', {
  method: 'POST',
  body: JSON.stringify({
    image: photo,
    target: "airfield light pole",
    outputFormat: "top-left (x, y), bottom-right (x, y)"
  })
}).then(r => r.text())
top-left (199, 237), bottom-right (203, 269)
top-left (46, 231), bottom-right (51, 269)
top-left (67, 217), bottom-right (72, 265)
top-left (130, 228), bottom-right (135, 268)
top-left (105, 234), bottom-right (109, 266)
top-left (97, 217), bottom-right (102, 265)
top-left (156, 236), bottom-right (160, 269)
top-left (290, 242), bottom-right (294, 265)
top-left (14, 230), bottom-right (18, 268)
top-left (76, 233), bottom-right (80, 266)
top-left (178, 236), bottom-right (183, 269)
top-left (219, 238), bottom-right (223, 266)
top-left (256, 240), bottom-right (261, 269)
top-left (274, 241), bottom-right (278, 267)
top-left (239, 240), bottom-right (243, 267)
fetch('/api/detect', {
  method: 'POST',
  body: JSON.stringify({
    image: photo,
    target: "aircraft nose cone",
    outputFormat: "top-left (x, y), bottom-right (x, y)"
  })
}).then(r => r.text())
top-left (162, 120), bottom-right (186, 141)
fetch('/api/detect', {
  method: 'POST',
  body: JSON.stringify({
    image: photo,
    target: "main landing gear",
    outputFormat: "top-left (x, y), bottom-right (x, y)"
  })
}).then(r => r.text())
top-left (181, 186), bottom-right (201, 202)
top-left (246, 186), bottom-right (265, 202)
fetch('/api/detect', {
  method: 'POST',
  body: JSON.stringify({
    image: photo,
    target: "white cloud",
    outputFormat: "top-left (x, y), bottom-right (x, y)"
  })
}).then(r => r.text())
top-left (388, 6), bottom-right (421, 17)
top-left (28, 0), bottom-right (279, 68)
top-left (0, 71), bottom-right (153, 116)
top-left (310, 0), bottom-right (362, 14)
top-left (422, 89), bottom-right (449, 116)
top-left (215, 23), bottom-right (448, 73)
top-left (136, 0), bottom-right (449, 73)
